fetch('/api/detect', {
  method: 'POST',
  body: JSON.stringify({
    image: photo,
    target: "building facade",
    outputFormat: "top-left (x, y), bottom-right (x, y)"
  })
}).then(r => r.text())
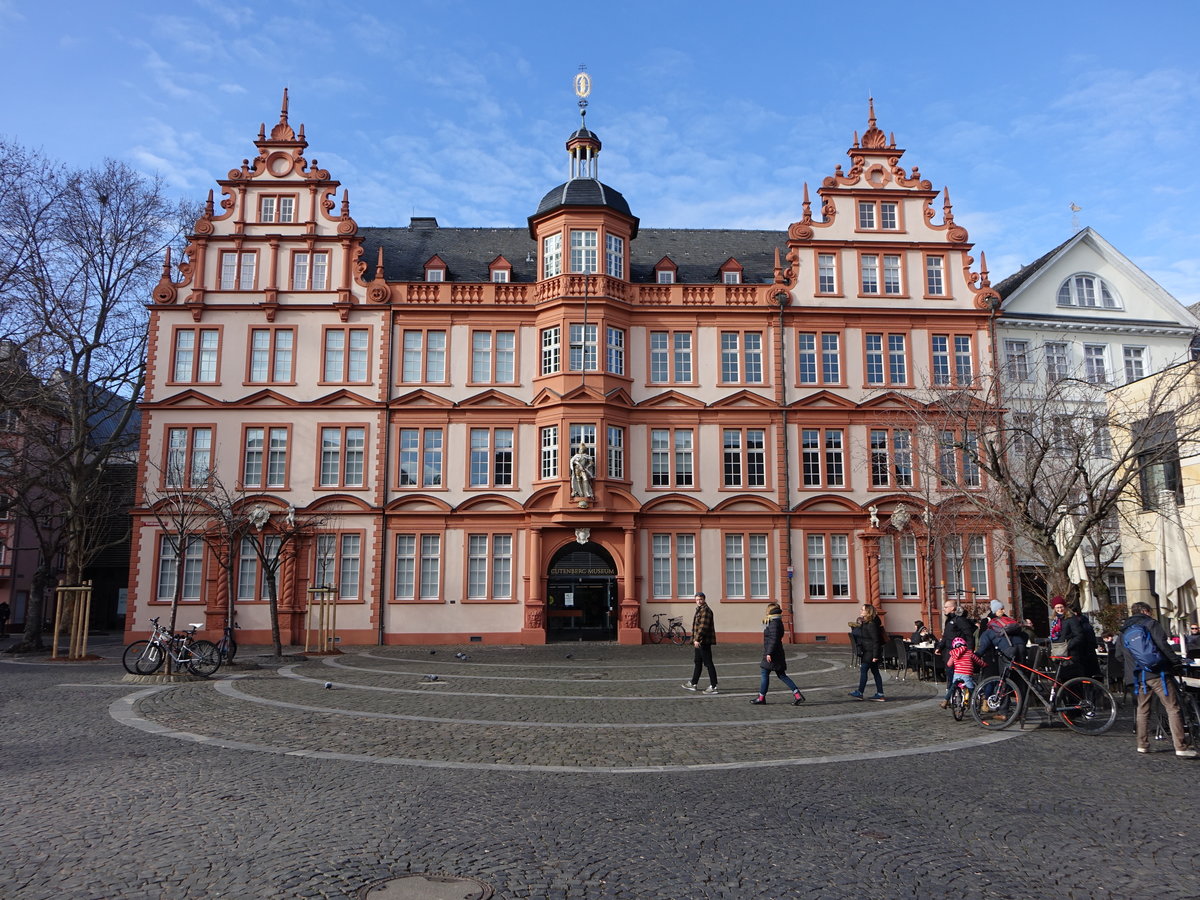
top-left (128, 95), bottom-right (1009, 646)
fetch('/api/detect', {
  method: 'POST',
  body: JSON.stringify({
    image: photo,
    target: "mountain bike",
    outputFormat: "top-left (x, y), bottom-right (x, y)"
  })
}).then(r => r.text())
top-left (122, 618), bottom-right (222, 677)
top-left (648, 613), bottom-right (688, 645)
top-left (971, 652), bottom-right (1116, 734)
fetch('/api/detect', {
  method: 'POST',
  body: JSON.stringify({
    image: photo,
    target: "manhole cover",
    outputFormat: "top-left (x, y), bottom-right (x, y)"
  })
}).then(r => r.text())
top-left (359, 873), bottom-right (493, 899)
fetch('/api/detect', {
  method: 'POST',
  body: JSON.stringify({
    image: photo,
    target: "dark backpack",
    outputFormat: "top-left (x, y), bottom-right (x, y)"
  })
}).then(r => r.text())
top-left (989, 615), bottom-right (1023, 637)
top-left (1121, 623), bottom-right (1164, 673)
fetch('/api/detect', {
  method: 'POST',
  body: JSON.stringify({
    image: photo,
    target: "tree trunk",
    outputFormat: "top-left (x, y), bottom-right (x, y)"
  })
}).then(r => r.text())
top-left (19, 565), bottom-right (52, 650)
top-left (266, 572), bottom-right (282, 658)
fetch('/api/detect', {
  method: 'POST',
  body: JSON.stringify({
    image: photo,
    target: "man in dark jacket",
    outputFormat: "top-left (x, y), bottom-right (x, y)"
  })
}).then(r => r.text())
top-left (682, 592), bottom-right (718, 694)
top-left (936, 599), bottom-right (975, 705)
top-left (1113, 601), bottom-right (1196, 758)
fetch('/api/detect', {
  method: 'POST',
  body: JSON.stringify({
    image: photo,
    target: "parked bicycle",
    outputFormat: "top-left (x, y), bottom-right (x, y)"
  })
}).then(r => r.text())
top-left (971, 651), bottom-right (1116, 734)
top-left (122, 618), bottom-right (222, 677)
top-left (647, 613), bottom-right (688, 645)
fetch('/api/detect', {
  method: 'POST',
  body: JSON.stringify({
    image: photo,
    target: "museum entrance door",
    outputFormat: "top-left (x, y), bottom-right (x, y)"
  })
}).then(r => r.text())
top-left (545, 542), bottom-right (617, 641)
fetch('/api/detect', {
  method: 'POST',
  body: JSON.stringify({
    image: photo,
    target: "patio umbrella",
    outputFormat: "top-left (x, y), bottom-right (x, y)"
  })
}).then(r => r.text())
top-left (1055, 512), bottom-right (1095, 611)
top-left (1156, 490), bottom-right (1197, 637)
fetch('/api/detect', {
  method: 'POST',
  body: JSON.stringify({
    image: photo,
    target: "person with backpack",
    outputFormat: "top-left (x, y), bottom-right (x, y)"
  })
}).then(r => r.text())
top-left (1114, 601), bottom-right (1197, 758)
top-left (977, 599), bottom-right (1028, 677)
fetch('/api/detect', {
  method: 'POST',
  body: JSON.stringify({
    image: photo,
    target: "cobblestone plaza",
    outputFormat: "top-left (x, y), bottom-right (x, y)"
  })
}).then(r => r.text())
top-left (2, 640), bottom-right (1194, 899)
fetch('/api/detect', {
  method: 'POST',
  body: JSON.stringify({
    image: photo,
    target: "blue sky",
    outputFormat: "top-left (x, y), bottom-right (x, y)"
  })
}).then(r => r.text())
top-left (3, 0), bottom-right (1199, 301)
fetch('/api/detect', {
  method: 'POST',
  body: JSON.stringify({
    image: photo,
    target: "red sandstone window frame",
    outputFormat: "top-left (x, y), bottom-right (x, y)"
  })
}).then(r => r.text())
top-left (862, 331), bottom-right (912, 388)
top-left (312, 531), bottom-right (365, 601)
top-left (649, 531), bottom-right (699, 600)
top-left (856, 251), bottom-right (906, 297)
top-left (803, 532), bottom-right (853, 602)
top-left (399, 329), bottom-right (448, 385)
top-left (930, 333), bottom-right (976, 388)
top-left (795, 331), bottom-right (845, 387)
top-left (814, 251), bottom-right (842, 296)
top-left (721, 531), bottom-right (772, 602)
top-left (239, 423), bottom-right (292, 491)
top-left (798, 427), bottom-right (848, 491)
top-left (395, 425), bottom-right (445, 490)
top-left (718, 330), bottom-right (766, 385)
top-left (320, 326), bottom-right (372, 385)
top-left (922, 252), bottom-right (948, 298)
top-left (720, 426), bottom-right (770, 491)
top-left (647, 426), bottom-right (697, 491)
top-left (646, 330), bottom-right (696, 386)
top-left (153, 532), bottom-right (205, 604)
top-left (168, 326), bottom-right (222, 385)
top-left (392, 532), bottom-right (444, 603)
top-left (315, 423), bottom-right (369, 490)
top-left (162, 424), bottom-right (215, 491)
top-left (218, 249), bottom-right (258, 291)
top-left (258, 194), bottom-right (297, 224)
top-left (855, 199), bottom-right (904, 233)
top-left (466, 426), bottom-right (516, 490)
top-left (941, 533), bottom-right (991, 602)
top-left (867, 426), bottom-right (915, 490)
top-left (246, 326), bottom-right (296, 385)
top-left (289, 250), bottom-right (330, 291)
top-left (876, 532), bottom-right (922, 601)
top-left (468, 329), bottom-right (519, 386)
top-left (463, 531), bottom-right (517, 603)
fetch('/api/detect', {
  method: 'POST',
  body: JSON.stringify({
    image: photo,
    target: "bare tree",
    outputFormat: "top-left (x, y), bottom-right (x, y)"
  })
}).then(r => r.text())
top-left (0, 145), bottom-right (193, 648)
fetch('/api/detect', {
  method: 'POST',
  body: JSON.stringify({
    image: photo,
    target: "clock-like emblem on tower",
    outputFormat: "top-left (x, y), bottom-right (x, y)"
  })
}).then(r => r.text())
top-left (574, 71), bottom-right (591, 100)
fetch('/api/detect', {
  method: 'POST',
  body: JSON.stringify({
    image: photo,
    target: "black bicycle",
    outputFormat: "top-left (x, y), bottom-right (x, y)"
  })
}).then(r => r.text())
top-left (647, 613), bottom-right (688, 645)
top-left (123, 618), bottom-right (222, 677)
top-left (972, 652), bottom-right (1116, 735)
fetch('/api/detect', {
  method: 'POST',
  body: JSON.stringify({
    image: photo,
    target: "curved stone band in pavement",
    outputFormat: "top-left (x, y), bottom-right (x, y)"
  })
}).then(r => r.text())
top-left (112, 645), bottom-right (1021, 771)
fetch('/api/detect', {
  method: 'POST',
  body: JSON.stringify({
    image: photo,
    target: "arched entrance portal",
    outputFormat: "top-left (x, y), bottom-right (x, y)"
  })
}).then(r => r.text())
top-left (546, 541), bottom-right (617, 641)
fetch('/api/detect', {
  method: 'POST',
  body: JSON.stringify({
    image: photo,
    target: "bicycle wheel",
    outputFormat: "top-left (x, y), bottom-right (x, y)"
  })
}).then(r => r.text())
top-left (1179, 691), bottom-right (1200, 743)
top-left (971, 675), bottom-right (1023, 730)
top-left (669, 624), bottom-right (687, 645)
top-left (1057, 677), bottom-right (1117, 735)
top-left (186, 640), bottom-right (222, 676)
top-left (647, 622), bottom-right (666, 644)
top-left (950, 684), bottom-right (967, 721)
top-left (123, 640), bottom-right (164, 675)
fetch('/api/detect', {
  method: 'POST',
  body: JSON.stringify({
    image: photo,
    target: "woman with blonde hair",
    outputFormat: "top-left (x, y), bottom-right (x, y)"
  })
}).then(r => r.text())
top-left (850, 604), bottom-right (886, 701)
top-left (751, 603), bottom-right (806, 705)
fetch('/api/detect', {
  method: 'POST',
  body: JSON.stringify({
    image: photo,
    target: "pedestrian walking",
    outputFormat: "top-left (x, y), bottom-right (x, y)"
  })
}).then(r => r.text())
top-left (1113, 601), bottom-right (1197, 758)
top-left (0, 600), bottom-right (9, 635)
top-left (750, 603), bottom-right (805, 705)
top-left (682, 592), bottom-right (718, 694)
top-left (849, 604), bottom-right (886, 701)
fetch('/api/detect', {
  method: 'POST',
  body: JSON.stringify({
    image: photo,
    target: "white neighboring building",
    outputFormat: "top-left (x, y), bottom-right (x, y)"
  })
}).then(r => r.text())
top-left (994, 227), bottom-right (1200, 612)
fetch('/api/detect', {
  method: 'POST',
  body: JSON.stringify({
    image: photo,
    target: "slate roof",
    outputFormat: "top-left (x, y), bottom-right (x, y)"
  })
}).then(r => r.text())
top-left (359, 223), bottom-right (787, 285)
top-left (533, 179), bottom-right (634, 222)
top-left (994, 231), bottom-right (1079, 300)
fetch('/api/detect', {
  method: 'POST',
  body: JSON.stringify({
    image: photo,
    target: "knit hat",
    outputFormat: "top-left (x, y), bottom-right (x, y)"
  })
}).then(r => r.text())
top-left (990, 600), bottom-right (1003, 615)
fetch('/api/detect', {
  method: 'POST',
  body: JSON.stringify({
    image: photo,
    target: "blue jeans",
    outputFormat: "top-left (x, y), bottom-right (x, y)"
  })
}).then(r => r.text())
top-left (857, 660), bottom-right (883, 694)
top-left (945, 672), bottom-right (976, 700)
top-left (759, 668), bottom-right (800, 695)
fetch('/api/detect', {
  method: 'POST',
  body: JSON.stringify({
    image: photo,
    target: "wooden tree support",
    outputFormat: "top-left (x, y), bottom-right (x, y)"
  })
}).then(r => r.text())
top-left (50, 581), bottom-right (96, 661)
top-left (304, 586), bottom-right (341, 655)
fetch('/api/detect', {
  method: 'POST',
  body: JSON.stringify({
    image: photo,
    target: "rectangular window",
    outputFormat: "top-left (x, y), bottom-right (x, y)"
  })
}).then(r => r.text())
top-left (313, 533), bottom-right (360, 599)
top-left (540, 426), bottom-right (558, 479)
top-left (1123, 346), bottom-right (1146, 382)
top-left (471, 330), bottom-right (516, 384)
top-left (722, 271), bottom-right (741, 285)
top-left (394, 534), bottom-right (442, 600)
top-left (722, 428), bottom-right (766, 488)
top-left (156, 534), bottom-right (203, 602)
top-left (1093, 416), bottom-right (1112, 457)
top-left (720, 332), bottom-right (763, 384)
top-left (469, 428), bottom-right (514, 488)
top-left (800, 428), bottom-right (844, 488)
top-left (259, 195), bottom-right (295, 223)
top-left (860, 254), bottom-right (879, 294)
top-left (821, 333), bottom-right (842, 383)
top-left (323, 328), bottom-right (369, 383)
top-left (242, 426), bottom-right (288, 489)
top-left (656, 269), bottom-right (675, 284)
top-left (569, 324), bottom-right (598, 371)
top-left (249, 328), bottom-right (294, 383)
top-left (397, 427), bottom-right (443, 488)
top-left (1137, 413), bottom-right (1183, 509)
top-left (236, 535), bottom-right (281, 601)
top-left (172, 328), bottom-right (219, 383)
top-left (932, 335), bottom-right (974, 386)
top-left (857, 202), bottom-right (876, 230)
top-left (882, 254), bottom-right (902, 294)
top-left (543, 233), bottom-right (562, 278)
top-left (1003, 340), bottom-right (1031, 381)
top-left (219, 251), bottom-right (256, 291)
top-left (491, 269), bottom-right (509, 283)
top-left (606, 425), bottom-right (625, 481)
top-left (954, 336), bottom-right (973, 385)
top-left (858, 200), bottom-right (899, 231)
top-left (401, 330), bottom-right (446, 384)
top-left (165, 426), bottom-right (212, 489)
top-left (649, 331), bottom-right (693, 383)
top-left (651, 533), bottom-right (697, 599)
top-left (424, 268), bottom-right (444, 283)
top-left (467, 533), bottom-right (514, 600)
top-left (540, 326), bottom-right (561, 375)
top-left (878, 534), bottom-right (920, 599)
top-left (880, 202), bottom-right (898, 230)
top-left (606, 326), bottom-right (625, 375)
top-left (569, 229), bottom-right (598, 273)
top-left (319, 426), bottom-right (366, 488)
top-left (1045, 342), bottom-right (1070, 382)
top-left (817, 253), bottom-right (838, 293)
top-left (650, 428), bottom-right (694, 488)
top-left (865, 334), bottom-right (908, 386)
top-left (605, 234), bottom-right (624, 278)
top-left (291, 252), bottom-right (329, 290)
top-left (925, 255), bottom-right (945, 296)
top-left (1084, 344), bottom-right (1109, 384)
top-left (806, 533), bottom-right (851, 599)
top-left (724, 533), bottom-right (770, 600)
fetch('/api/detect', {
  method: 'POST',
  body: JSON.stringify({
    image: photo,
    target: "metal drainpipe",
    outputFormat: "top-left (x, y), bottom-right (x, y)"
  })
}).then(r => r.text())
top-left (773, 289), bottom-right (793, 635)
top-left (378, 289), bottom-right (395, 646)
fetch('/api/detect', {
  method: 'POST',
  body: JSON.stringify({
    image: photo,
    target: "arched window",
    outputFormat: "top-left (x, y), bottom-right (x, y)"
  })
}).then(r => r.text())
top-left (1056, 273), bottom-right (1121, 309)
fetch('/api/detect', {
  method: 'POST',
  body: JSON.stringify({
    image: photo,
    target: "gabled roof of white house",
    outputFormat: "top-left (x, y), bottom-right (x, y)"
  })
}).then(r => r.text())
top-left (995, 227), bottom-right (1200, 331)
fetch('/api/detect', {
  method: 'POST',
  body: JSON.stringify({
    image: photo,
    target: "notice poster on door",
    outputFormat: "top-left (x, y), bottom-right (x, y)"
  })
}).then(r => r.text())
top-left (564, 592), bottom-right (574, 607)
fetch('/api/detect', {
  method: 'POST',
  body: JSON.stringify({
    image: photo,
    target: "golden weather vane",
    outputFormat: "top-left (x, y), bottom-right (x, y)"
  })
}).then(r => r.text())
top-left (574, 64), bottom-right (590, 120)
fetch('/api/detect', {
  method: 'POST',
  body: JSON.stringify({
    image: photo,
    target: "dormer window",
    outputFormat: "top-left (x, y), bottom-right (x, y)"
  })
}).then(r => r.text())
top-left (423, 255), bottom-right (447, 283)
top-left (1057, 274), bottom-right (1121, 309)
top-left (719, 259), bottom-right (744, 285)
top-left (723, 272), bottom-right (741, 285)
top-left (657, 270), bottom-right (675, 284)
top-left (488, 255), bottom-right (512, 283)
top-left (491, 270), bottom-right (509, 283)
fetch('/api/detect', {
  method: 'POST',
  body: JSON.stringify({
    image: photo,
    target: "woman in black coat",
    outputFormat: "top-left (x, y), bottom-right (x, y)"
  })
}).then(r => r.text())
top-left (751, 603), bottom-right (806, 705)
top-left (850, 604), bottom-right (887, 701)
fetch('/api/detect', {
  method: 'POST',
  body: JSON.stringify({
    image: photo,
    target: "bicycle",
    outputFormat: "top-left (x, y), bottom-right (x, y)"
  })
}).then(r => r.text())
top-left (647, 613), bottom-right (688, 645)
top-left (122, 618), bottom-right (223, 677)
top-left (1146, 672), bottom-right (1200, 747)
top-left (971, 651), bottom-right (1116, 735)
top-left (949, 679), bottom-right (971, 722)
top-left (214, 622), bottom-right (239, 665)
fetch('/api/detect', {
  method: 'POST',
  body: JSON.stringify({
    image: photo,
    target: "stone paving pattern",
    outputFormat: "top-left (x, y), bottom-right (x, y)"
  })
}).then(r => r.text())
top-left (1, 638), bottom-right (1196, 899)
